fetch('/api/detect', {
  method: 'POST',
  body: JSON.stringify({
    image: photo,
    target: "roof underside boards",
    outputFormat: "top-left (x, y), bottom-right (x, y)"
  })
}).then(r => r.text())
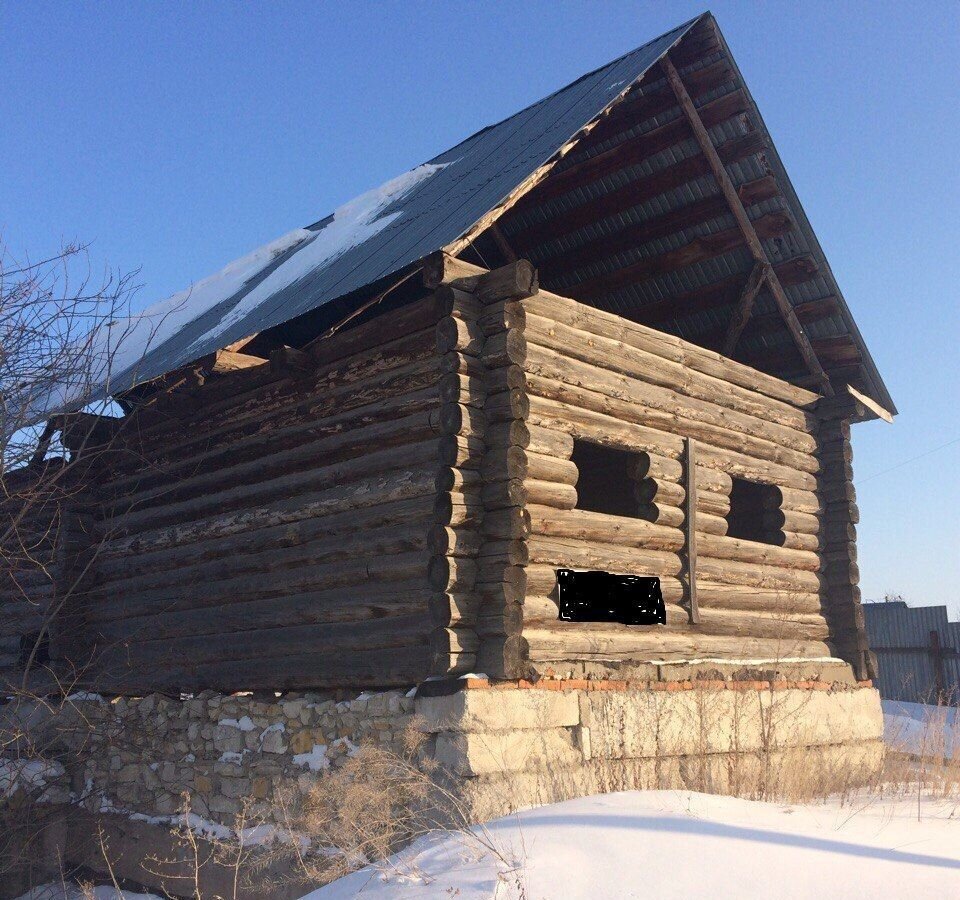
top-left (39, 16), bottom-right (698, 420)
top-left (496, 14), bottom-right (894, 416)
top-left (38, 12), bottom-right (893, 423)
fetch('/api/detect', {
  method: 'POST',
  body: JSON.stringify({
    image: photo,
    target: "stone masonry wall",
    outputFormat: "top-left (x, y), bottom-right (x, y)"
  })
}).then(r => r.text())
top-left (2, 688), bottom-right (414, 829)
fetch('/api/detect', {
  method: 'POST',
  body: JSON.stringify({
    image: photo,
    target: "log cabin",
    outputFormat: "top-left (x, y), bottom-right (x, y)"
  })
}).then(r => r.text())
top-left (2, 12), bottom-right (894, 697)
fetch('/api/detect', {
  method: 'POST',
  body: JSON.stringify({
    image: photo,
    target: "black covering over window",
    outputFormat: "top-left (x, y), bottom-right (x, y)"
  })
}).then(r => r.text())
top-left (727, 478), bottom-right (782, 545)
top-left (572, 440), bottom-right (642, 518)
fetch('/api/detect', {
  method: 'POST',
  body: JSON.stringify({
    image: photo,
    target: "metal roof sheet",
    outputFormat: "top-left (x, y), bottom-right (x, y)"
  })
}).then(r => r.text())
top-left (51, 16), bottom-right (700, 415)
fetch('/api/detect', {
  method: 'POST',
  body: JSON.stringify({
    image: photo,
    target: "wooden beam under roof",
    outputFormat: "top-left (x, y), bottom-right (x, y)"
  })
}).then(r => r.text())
top-left (661, 52), bottom-right (834, 396)
top-left (568, 210), bottom-right (792, 299)
top-left (534, 175), bottom-right (779, 280)
top-left (722, 261), bottom-right (769, 356)
top-left (586, 58), bottom-right (735, 148)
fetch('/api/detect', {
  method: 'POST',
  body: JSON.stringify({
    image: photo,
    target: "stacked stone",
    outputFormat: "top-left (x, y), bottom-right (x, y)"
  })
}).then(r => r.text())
top-left (16, 688), bottom-right (414, 825)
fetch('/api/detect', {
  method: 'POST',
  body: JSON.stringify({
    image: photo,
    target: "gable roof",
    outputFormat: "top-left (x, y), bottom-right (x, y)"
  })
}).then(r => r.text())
top-left (36, 12), bottom-right (893, 423)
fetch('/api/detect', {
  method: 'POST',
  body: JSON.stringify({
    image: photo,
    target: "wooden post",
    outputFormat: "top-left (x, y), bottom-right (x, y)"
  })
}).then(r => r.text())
top-left (661, 53), bottom-right (833, 397)
top-left (683, 437), bottom-right (701, 625)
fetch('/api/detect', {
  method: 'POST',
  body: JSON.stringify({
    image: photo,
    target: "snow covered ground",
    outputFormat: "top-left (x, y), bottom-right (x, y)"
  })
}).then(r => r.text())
top-left (304, 790), bottom-right (960, 900)
top-left (17, 789), bottom-right (960, 899)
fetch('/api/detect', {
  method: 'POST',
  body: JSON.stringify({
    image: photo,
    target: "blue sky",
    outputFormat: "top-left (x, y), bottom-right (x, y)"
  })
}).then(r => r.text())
top-left (2, 1), bottom-right (958, 613)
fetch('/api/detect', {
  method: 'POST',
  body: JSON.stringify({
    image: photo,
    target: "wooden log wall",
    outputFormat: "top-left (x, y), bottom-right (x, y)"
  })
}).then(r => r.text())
top-left (814, 409), bottom-right (873, 680)
top-left (68, 292), bottom-right (461, 693)
top-left (510, 286), bottom-right (844, 669)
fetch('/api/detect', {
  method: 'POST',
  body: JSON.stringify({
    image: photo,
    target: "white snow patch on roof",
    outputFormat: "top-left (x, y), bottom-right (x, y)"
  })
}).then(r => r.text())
top-left (28, 160), bottom-right (449, 424)
top-left (189, 161), bottom-right (450, 354)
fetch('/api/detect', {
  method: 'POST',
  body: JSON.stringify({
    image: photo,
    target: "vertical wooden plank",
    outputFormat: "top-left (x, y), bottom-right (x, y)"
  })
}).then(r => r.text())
top-left (683, 437), bottom-right (701, 625)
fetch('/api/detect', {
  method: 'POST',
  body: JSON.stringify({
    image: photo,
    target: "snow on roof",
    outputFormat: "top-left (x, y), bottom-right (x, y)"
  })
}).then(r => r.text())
top-left (24, 17), bottom-right (699, 424)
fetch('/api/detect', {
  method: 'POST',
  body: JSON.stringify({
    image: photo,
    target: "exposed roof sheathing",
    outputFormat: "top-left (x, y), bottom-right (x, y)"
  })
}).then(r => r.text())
top-left (42, 12), bottom-right (892, 420)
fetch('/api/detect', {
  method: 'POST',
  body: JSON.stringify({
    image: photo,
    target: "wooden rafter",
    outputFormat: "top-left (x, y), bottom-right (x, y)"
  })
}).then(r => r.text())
top-left (661, 53), bottom-right (834, 397)
top-left (722, 261), bottom-right (769, 356)
top-left (489, 223), bottom-right (518, 263)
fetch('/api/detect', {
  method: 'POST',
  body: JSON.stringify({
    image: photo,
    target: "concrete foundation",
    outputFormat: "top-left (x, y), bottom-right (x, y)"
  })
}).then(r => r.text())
top-left (417, 674), bottom-right (884, 821)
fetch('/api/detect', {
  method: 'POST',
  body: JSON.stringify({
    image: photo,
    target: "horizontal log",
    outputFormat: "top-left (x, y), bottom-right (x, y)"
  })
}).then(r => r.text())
top-left (103, 469), bottom-right (437, 559)
top-left (523, 624), bottom-right (833, 664)
top-left (476, 260), bottom-right (538, 304)
top-left (697, 533), bottom-right (821, 572)
top-left (693, 583), bottom-right (824, 616)
top-left (481, 507), bottom-right (531, 540)
top-left (630, 453), bottom-right (731, 494)
top-left (776, 532), bottom-right (821, 552)
top-left (485, 364), bottom-right (527, 393)
top-left (428, 591), bottom-right (481, 628)
top-left (433, 285), bottom-right (482, 321)
top-left (527, 505), bottom-right (684, 551)
top-left (96, 614), bottom-right (432, 671)
top-left (435, 467), bottom-right (482, 493)
top-left (436, 315), bottom-right (483, 356)
top-left (478, 300), bottom-right (526, 336)
top-left (481, 478), bottom-right (577, 511)
top-left (127, 324), bottom-right (439, 464)
top-left (524, 330), bottom-right (816, 455)
top-left (107, 352), bottom-right (441, 497)
top-left (430, 626), bottom-right (479, 656)
top-left (633, 479), bottom-right (729, 516)
top-left (93, 587), bottom-right (431, 645)
top-left (477, 540), bottom-right (529, 566)
top-left (484, 389), bottom-right (530, 422)
top-left (527, 396), bottom-right (818, 491)
top-left (436, 402), bottom-right (486, 437)
top-left (526, 424), bottom-right (574, 458)
top-left (521, 291), bottom-right (817, 412)
top-left (92, 525), bottom-right (432, 604)
top-left (438, 434), bottom-right (485, 469)
top-left (428, 526), bottom-right (482, 558)
top-left (422, 252), bottom-right (487, 290)
top-left (428, 555), bottom-right (478, 591)
top-left (524, 367), bottom-right (818, 474)
top-left (95, 645), bottom-right (432, 693)
top-left (434, 491), bottom-right (483, 527)
top-left (98, 497), bottom-right (434, 579)
top-left (108, 425), bottom-right (440, 533)
top-left (527, 536), bottom-right (682, 577)
top-left (761, 509), bottom-right (820, 536)
top-left (482, 330), bottom-right (527, 368)
top-left (103, 409), bottom-right (440, 523)
top-left (440, 350), bottom-right (485, 377)
top-left (481, 447), bottom-right (579, 484)
top-left (766, 487), bottom-right (821, 515)
top-left (439, 372), bottom-right (486, 407)
top-left (86, 555), bottom-right (432, 625)
top-left (696, 557), bottom-right (822, 593)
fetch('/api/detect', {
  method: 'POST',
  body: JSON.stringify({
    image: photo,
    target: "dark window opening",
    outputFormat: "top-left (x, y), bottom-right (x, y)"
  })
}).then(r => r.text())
top-left (19, 632), bottom-right (50, 669)
top-left (727, 478), bottom-right (782, 545)
top-left (572, 440), bottom-right (643, 517)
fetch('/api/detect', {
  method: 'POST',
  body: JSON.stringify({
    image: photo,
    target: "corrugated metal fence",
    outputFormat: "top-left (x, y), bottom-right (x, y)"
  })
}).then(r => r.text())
top-left (863, 601), bottom-right (960, 703)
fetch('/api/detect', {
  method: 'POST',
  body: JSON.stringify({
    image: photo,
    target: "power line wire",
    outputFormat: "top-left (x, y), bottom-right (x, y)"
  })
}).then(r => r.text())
top-left (859, 435), bottom-right (960, 484)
